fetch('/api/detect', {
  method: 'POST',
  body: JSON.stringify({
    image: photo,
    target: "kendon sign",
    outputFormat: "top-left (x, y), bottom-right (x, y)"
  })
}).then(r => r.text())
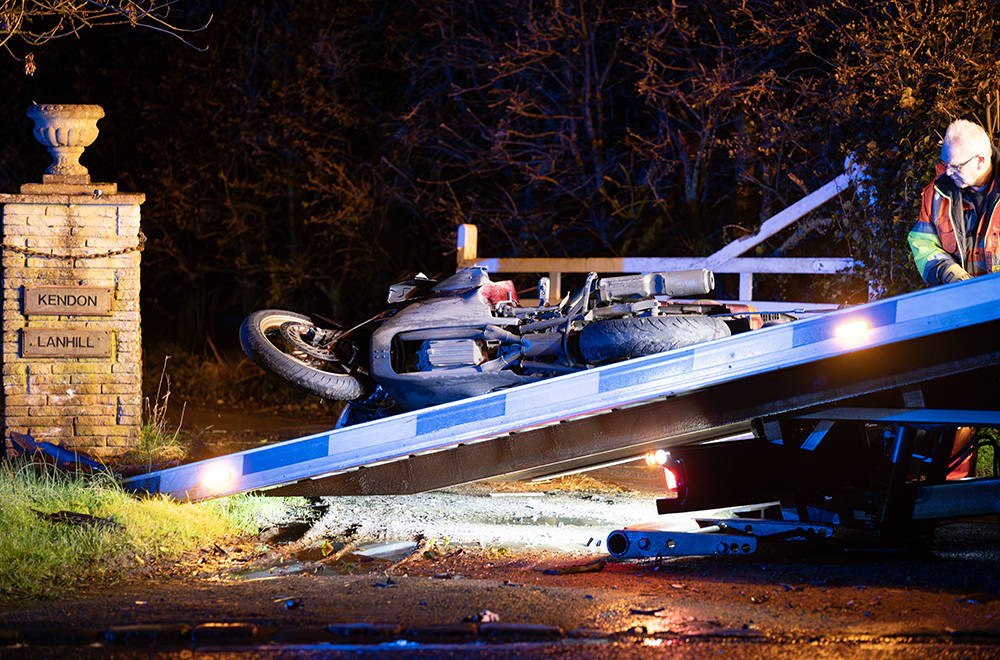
top-left (24, 286), bottom-right (113, 315)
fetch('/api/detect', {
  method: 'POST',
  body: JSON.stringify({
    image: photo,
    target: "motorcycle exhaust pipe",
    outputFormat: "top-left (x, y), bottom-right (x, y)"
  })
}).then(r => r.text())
top-left (597, 269), bottom-right (715, 301)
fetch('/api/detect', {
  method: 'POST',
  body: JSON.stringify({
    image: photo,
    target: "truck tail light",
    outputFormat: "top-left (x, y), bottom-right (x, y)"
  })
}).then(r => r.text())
top-left (662, 466), bottom-right (679, 498)
top-left (646, 449), bottom-right (680, 498)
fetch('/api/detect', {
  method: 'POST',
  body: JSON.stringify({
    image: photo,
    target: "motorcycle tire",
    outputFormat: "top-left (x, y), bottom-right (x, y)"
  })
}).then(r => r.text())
top-left (578, 315), bottom-right (731, 364)
top-left (240, 309), bottom-right (364, 401)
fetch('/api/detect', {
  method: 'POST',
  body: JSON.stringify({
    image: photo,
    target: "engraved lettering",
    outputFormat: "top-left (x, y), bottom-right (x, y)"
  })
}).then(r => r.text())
top-left (24, 287), bottom-right (113, 316)
top-left (40, 335), bottom-right (95, 348)
top-left (36, 293), bottom-right (99, 307)
top-left (22, 328), bottom-right (110, 357)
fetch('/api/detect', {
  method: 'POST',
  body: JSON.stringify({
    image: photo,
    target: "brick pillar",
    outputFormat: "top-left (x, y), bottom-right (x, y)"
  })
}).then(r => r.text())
top-left (1, 104), bottom-right (145, 458)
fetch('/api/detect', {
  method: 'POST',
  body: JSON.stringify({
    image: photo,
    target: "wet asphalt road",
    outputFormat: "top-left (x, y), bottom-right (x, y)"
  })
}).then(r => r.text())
top-left (4, 410), bottom-right (1000, 659)
top-left (3, 489), bottom-right (1000, 659)
top-left (3, 642), bottom-right (1000, 660)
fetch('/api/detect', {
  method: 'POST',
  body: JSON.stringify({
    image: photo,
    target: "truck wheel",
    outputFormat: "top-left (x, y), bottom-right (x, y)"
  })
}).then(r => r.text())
top-left (240, 310), bottom-right (364, 401)
top-left (578, 316), bottom-right (731, 364)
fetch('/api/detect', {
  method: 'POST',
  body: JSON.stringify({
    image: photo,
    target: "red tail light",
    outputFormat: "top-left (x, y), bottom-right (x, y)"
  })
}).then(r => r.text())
top-left (662, 467), bottom-right (679, 498)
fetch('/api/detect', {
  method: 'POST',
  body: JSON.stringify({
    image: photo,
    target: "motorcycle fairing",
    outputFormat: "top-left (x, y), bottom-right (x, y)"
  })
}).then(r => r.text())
top-left (370, 268), bottom-right (539, 410)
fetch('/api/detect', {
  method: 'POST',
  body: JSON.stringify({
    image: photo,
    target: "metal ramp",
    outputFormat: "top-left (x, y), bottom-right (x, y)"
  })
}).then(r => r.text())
top-left (123, 273), bottom-right (1000, 502)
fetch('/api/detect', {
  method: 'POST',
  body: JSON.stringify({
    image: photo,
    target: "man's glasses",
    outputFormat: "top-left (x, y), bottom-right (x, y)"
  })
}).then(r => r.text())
top-left (943, 154), bottom-right (981, 173)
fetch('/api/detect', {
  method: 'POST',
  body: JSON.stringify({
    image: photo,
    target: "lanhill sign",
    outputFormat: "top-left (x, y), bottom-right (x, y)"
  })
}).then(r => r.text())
top-left (22, 328), bottom-right (111, 358)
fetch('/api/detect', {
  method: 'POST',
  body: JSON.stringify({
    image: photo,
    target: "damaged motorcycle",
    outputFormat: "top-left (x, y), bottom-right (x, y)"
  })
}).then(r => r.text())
top-left (240, 267), bottom-right (763, 427)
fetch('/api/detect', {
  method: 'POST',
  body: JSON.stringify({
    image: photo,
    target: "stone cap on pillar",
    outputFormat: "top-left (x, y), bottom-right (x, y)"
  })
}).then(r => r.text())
top-left (19, 180), bottom-right (119, 196)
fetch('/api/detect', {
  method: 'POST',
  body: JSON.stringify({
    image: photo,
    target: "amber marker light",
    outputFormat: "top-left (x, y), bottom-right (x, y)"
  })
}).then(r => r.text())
top-left (644, 449), bottom-right (669, 466)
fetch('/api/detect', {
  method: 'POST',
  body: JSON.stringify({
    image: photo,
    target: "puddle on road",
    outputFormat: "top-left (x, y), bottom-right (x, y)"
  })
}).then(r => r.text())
top-left (232, 554), bottom-right (386, 580)
top-left (355, 541), bottom-right (421, 561)
top-left (292, 540), bottom-right (419, 564)
top-left (514, 515), bottom-right (604, 527)
top-left (232, 541), bottom-right (420, 581)
top-left (232, 561), bottom-right (328, 581)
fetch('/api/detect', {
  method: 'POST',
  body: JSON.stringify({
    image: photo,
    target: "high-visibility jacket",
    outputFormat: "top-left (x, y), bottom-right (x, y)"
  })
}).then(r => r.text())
top-left (908, 150), bottom-right (1000, 285)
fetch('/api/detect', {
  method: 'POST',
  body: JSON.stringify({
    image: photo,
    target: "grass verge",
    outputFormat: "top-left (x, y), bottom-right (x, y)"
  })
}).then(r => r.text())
top-left (0, 458), bottom-right (298, 600)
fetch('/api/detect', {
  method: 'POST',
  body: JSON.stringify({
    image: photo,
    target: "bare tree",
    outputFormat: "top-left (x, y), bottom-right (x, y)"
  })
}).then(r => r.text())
top-left (8, 0), bottom-right (1000, 345)
top-left (0, 0), bottom-right (211, 74)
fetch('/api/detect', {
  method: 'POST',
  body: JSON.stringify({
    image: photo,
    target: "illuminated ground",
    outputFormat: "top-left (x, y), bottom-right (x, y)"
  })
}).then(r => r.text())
top-left (2, 408), bottom-right (998, 658)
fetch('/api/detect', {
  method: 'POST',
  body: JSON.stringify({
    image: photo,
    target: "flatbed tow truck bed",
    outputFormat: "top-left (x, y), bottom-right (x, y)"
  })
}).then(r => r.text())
top-left (124, 273), bottom-right (1000, 530)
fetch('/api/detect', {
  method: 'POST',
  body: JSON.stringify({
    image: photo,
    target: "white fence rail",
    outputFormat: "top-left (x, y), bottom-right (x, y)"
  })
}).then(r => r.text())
top-left (457, 163), bottom-right (861, 310)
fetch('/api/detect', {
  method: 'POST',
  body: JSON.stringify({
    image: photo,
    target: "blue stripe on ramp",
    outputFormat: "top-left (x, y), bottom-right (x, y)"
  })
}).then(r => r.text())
top-left (243, 436), bottom-right (330, 475)
top-left (416, 396), bottom-right (506, 435)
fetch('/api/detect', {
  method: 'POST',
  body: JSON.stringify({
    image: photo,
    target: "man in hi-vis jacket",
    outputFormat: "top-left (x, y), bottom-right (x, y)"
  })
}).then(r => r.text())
top-left (907, 119), bottom-right (999, 479)
top-left (908, 119), bottom-right (1000, 285)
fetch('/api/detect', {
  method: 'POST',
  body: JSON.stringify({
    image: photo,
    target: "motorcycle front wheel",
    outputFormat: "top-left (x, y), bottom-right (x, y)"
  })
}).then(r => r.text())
top-left (578, 315), bottom-right (731, 364)
top-left (240, 310), bottom-right (365, 401)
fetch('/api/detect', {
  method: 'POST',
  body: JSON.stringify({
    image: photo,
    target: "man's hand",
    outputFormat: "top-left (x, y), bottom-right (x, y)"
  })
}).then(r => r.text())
top-left (940, 262), bottom-right (973, 284)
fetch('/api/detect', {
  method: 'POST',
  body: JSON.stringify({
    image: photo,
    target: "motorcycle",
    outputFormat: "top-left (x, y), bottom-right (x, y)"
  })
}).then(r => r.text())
top-left (240, 267), bottom-right (763, 427)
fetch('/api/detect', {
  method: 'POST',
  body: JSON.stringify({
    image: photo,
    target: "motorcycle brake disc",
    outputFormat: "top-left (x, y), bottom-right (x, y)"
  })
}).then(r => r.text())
top-left (278, 321), bottom-right (343, 364)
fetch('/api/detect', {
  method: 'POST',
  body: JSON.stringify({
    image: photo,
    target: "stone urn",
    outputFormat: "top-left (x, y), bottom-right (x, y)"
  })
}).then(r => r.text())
top-left (26, 104), bottom-right (104, 178)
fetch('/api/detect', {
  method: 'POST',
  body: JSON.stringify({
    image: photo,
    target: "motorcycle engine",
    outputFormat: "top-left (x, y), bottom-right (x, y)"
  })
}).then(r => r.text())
top-left (416, 339), bottom-right (486, 370)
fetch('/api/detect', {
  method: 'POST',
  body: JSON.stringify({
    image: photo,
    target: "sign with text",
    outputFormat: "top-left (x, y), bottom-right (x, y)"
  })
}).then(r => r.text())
top-left (22, 328), bottom-right (112, 358)
top-left (24, 286), bottom-right (114, 316)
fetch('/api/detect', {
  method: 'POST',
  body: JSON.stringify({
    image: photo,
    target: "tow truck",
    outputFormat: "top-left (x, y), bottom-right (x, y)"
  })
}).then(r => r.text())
top-left (122, 270), bottom-right (1000, 559)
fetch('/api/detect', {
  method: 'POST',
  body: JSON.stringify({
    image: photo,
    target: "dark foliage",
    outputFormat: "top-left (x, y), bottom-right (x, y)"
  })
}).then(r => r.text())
top-left (1, 0), bottom-right (998, 351)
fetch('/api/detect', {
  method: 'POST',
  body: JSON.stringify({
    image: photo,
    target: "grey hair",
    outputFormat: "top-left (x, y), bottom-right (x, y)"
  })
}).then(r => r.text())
top-left (943, 119), bottom-right (992, 157)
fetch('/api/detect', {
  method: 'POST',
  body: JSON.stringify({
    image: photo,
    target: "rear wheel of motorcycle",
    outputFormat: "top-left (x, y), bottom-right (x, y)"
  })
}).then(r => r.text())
top-left (578, 315), bottom-right (731, 364)
top-left (240, 310), bottom-right (365, 401)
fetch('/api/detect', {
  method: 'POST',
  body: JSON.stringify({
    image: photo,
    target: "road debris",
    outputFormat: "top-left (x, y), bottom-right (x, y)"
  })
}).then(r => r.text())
top-left (10, 431), bottom-right (105, 472)
top-left (375, 575), bottom-right (398, 588)
top-left (630, 607), bottom-right (666, 616)
top-left (543, 559), bottom-right (606, 575)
